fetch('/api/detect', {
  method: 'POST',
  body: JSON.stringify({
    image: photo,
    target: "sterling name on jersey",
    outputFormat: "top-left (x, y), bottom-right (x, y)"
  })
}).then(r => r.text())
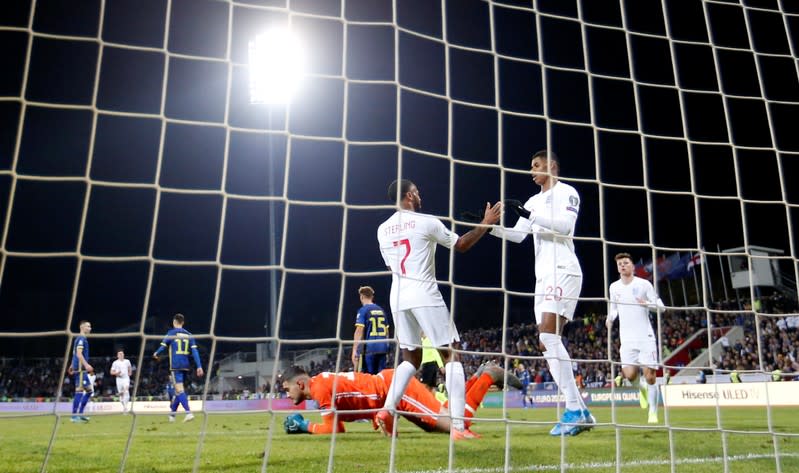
top-left (377, 210), bottom-right (458, 311)
top-left (608, 276), bottom-right (663, 343)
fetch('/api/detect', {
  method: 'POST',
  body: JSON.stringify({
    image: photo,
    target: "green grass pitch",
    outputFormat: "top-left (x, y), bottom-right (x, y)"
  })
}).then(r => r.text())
top-left (1, 406), bottom-right (797, 472)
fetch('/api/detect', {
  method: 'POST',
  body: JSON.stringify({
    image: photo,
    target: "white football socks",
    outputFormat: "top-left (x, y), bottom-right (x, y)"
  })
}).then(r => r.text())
top-left (383, 360), bottom-right (416, 411)
top-left (648, 382), bottom-right (659, 413)
top-left (541, 332), bottom-right (581, 412)
top-left (445, 361), bottom-right (466, 431)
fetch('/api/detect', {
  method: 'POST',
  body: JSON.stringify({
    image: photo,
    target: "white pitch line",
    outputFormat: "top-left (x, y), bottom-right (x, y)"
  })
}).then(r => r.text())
top-left (400, 452), bottom-right (799, 473)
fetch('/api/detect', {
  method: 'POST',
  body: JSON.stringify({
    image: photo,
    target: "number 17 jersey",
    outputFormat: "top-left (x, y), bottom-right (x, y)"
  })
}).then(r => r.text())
top-left (377, 210), bottom-right (459, 311)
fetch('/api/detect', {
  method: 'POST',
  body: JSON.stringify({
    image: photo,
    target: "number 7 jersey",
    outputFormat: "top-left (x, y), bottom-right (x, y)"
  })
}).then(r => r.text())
top-left (377, 210), bottom-right (459, 311)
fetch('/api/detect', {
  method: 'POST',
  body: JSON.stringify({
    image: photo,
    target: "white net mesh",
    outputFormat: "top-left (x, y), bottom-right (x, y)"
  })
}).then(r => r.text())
top-left (0, 0), bottom-right (798, 472)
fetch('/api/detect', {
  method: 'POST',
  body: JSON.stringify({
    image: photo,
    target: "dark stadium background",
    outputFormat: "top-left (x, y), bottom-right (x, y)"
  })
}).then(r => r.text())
top-left (0, 0), bottom-right (796, 362)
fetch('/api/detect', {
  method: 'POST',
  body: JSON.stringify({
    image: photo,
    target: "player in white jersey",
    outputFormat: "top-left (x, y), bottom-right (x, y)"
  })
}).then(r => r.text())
top-left (606, 252), bottom-right (664, 424)
top-left (490, 149), bottom-right (593, 436)
top-left (110, 349), bottom-right (133, 413)
top-left (376, 178), bottom-right (501, 439)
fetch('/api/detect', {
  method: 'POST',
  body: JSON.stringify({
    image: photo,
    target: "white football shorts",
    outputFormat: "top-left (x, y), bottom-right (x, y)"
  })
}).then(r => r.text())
top-left (394, 305), bottom-right (460, 350)
top-left (620, 339), bottom-right (659, 370)
top-left (534, 272), bottom-right (582, 323)
top-left (116, 378), bottom-right (130, 393)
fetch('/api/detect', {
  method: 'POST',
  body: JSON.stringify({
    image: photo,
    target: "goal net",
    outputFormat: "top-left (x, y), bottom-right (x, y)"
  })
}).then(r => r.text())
top-left (0, 0), bottom-right (798, 472)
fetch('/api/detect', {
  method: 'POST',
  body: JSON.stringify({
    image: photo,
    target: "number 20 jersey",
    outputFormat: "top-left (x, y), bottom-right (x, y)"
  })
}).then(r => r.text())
top-left (377, 210), bottom-right (459, 311)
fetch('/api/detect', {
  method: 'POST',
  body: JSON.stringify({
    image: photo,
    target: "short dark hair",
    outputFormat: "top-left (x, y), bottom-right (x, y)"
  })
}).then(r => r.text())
top-left (173, 313), bottom-right (185, 325)
top-left (282, 365), bottom-right (309, 382)
top-left (359, 286), bottom-right (375, 298)
top-left (387, 179), bottom-right (414, 203)
top-left (78, 320), bottom-right (90, 328)
top-left (615, 252), bottom-right (633, 262)
top-left (420, 362), bottom-right (438, 388)
top-left (532, 149), bottom-right (559, 167)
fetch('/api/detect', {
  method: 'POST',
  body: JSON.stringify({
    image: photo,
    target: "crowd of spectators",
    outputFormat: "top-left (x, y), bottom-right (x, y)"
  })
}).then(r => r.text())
top-left (389, 292), bottom-right (799, 391)
top-left (714, 293), bottom-right (799, 377)
top-left (1, 293), bottom-right (797, 400)
top-left (0, 354), bottom-right (209, 401)
top-left (0, 358), bottom-right (62, 399)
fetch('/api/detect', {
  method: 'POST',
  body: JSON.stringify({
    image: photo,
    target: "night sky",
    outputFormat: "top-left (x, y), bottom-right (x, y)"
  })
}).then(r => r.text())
top-left (0, 0), bottom-right (797, 358)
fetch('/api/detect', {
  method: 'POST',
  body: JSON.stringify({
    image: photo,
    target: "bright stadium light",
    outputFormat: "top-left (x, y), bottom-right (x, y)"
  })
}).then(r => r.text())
top-left (248, 27), bottom-right (306, 104)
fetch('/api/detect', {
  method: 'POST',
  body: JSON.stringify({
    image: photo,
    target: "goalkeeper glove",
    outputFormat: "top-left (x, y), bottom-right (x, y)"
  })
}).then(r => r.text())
top-left (283, 413), bottom-right (310, 434)
top-left (504, 199), bottom-right (531, 219)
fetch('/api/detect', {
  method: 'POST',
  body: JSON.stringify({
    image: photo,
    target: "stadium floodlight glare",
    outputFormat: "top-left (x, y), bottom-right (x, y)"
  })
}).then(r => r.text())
top-left (248, 28), bottom-right (306, 104)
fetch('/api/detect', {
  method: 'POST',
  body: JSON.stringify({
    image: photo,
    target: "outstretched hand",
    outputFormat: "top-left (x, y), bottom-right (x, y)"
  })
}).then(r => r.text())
top-left (480, 201), bottom-right (502, 225)
top-left (503, 199), bottom-right (531, 220)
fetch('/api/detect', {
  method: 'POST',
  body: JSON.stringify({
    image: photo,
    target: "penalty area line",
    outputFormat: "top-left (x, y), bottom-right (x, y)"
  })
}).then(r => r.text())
top-left (401, 452), bottom-right (799, 473)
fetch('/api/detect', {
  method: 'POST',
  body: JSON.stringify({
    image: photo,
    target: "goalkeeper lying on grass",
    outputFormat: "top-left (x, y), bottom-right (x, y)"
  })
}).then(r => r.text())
top-left (281, 363), bottom-right (522, 436)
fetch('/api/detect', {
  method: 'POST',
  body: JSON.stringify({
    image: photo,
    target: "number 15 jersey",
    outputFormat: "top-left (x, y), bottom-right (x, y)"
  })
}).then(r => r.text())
top-left (377, 210), bottom-right (459, 311)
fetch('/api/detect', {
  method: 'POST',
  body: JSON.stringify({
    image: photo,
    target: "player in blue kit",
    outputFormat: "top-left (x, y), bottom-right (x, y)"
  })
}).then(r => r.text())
top-left (166, 381), bottom-right (176, 403)
top-left (351, 286), bottom-right (392, 374)
top-left (70, 320), bottom-right (94, 423)
top-left (153, 313), bottom-right (204, 422)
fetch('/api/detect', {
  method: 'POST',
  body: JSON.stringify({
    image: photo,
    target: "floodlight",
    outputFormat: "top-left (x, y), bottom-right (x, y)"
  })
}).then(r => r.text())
top-left (248, 28), bottom-right (305, 104)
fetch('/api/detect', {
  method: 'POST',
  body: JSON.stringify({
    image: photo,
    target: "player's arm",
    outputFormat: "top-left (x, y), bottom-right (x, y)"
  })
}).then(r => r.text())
top-left (530, 201), bottom-right (578, 236)
top-left (352, 323), bottom-right (365, 368)
top-left (128, 362), bottom-right (133, 377)
top-left (522, 189), bottom-right (579, 237)
top-left (606, 291), bottom-right (618, 331)
top-left (284, 386), bottom-right (346, 435)
top-left (489, 202), bottom-right (534, 243)
top-left (433, 345), bottom-right (444, 369)
top-left (110, 362), bottom-right (118, 376)
top-left (453, 201), bottom-right (502, 252)
top-left (190, 339), bottom-right (204, 377)
top-left (284, 412), bottom-right (346, 434)
top-left (642, 283), bottom-right (665, 312)
top-left (152, 333), bottom-right (170, 360)
top-left (76, 343), bottom-right (93, 372)
top-left (309, 414), bottom-right (346, 434)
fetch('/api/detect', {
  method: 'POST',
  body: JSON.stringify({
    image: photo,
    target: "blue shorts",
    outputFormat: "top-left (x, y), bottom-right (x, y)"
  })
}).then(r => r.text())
top-left (74, 371), bottom-right (92, 391)
top-left (171, 370), bottom-right (188, 385)
top-left (363, 353), bottom-right (388, 375)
